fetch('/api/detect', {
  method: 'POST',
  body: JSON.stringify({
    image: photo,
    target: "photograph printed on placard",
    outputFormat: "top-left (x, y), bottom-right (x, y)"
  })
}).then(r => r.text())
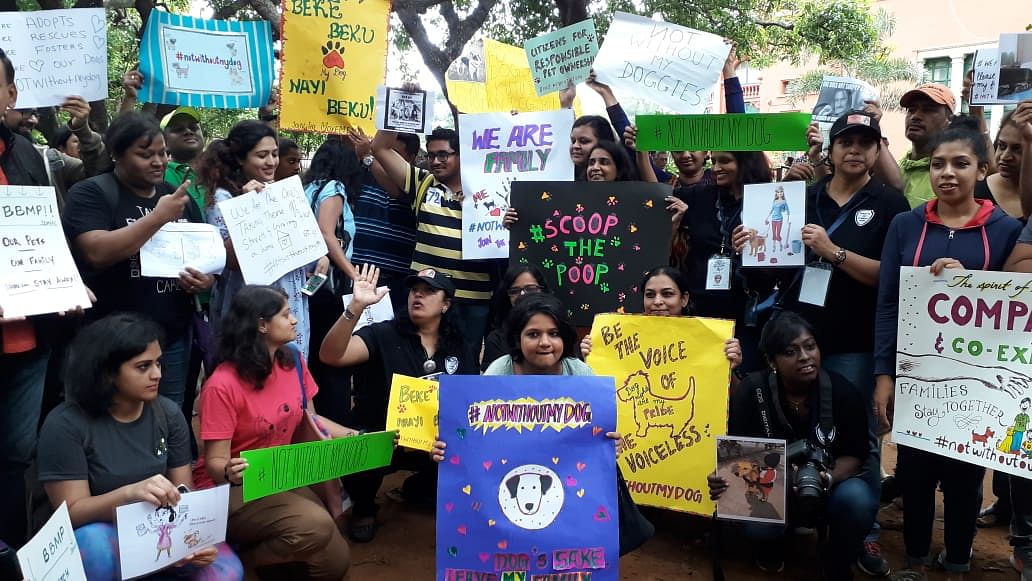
top-left (715, 436), bottom-right (787, 524)
top-left (384, 88), bottom-right (428, 133)
top-left (741, 181), bottom-right (806, 267)
top-left (998, 33), bottom-right (1032, 101)
top-left (446, 38), bottom-right (485, 82)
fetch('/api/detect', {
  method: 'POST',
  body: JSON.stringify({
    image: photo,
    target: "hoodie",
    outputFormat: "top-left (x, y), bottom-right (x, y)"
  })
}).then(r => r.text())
top-left (873, 199), bottom-right (1022, 376)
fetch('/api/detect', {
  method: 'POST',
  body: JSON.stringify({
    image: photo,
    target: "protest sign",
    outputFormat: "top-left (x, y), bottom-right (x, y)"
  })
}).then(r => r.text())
top-left (140, 222), bottom-right (226, 278)
top-left (593, 12), bottom-right (729, 114)
top-left (811, 76), bottom-right (878, 125)
top-left (891, 267), bottom-right (1032, 478)
top-left (587, 314), bottom-right (734, 514)
top-left (485, 39), bottom-right (565, 113)
top-left (437, 375), bottom-right (619, 581)
top-left (279, 0), bottom-right (390, 134)
top-left (386, 374), bottom-right (438, 452)
top-left (524, 20), bottom-right (599, 96)
top-left (215, 175), bottom-right (326, 285)
top-left (375, 85), bottom-right (434, 134)
top-left (972, 48), bottom-right (1006, 106)
top-left (138, 10), bottom-right (274, 109)
top-left (510, 181), bottom-right (672, 326)
top-left (241, 431), bottom-right (395, 502)
top-left (0, 186), bottom-right (92, 318)
top-left (741, 181), bottom-right (806, 267)
top-left (998, 33), bottom-right (1032, 102)
top-left (0, 8), bottom-right (107, 108)
top-left (17, 503), bottom-right (86, 581)
top-left (340, 287), bottom-right (393, 332)
top-left (635, 112), bottom-right (812, 152)
top-left (460, 110), bottom-right (575, 259)
top-left (715, 436), bottom-right (786, 524)
top-left (114, 485), bottom-right (229, 580)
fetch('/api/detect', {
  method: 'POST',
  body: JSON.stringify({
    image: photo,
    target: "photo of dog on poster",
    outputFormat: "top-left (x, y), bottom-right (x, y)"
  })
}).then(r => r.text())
top-left (741, 181), bottom-right (806, 267)
top-left (715, 436), bottom-right (787, 524)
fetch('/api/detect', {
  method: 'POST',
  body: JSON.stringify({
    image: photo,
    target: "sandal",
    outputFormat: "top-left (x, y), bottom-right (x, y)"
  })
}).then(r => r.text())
top-left (976, 502), bottom-right (1010, 527)
top-left (348, 516), bottom-right (377, 543)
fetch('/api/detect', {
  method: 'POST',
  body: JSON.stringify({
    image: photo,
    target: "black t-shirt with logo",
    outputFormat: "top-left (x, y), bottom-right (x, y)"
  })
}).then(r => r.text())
top-left (351, 320), bottom-right (479, 430)
top-left (63, 174), bottom-right (202, 338)
top-left (786, 176), bottom-right (910, 355)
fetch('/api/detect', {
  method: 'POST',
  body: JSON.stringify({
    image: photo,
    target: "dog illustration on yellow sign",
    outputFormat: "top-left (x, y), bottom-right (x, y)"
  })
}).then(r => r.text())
top-left (617, 369), bottom-right (696, 439)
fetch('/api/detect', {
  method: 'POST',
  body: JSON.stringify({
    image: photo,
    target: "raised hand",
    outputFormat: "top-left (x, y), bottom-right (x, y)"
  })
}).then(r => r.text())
top-left (61, 96), bottom-right (92, 129)
top-left (350, 263), bottom-right (388, 310)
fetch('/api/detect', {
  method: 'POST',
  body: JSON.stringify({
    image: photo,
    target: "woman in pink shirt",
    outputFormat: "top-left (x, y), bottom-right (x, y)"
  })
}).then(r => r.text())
top-left (195, 285), bottom-right (354, 579)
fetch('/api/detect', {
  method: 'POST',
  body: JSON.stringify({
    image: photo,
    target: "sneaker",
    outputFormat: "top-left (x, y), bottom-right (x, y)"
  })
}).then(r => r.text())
top-left (348, 516), bottom-right (377, 543)
top-left (976, 502), bottom-right (1010, 528)
top-left (857, 541), bottom-right (891, 577)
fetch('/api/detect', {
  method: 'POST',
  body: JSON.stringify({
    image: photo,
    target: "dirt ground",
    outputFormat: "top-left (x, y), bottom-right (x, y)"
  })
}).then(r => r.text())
top-left (346, 439), bottom-right (1019, 580)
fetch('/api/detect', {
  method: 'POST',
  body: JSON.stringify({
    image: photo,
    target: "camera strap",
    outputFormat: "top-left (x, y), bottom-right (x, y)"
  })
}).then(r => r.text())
top-left (815, 370), bottom-right (836, 447)
top-left (758, 370), bottom-right (836, 447)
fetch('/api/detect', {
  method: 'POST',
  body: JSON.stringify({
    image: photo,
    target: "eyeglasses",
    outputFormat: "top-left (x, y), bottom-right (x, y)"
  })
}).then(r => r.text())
top-left (426, 150), bottom-right (457, 162)
top-left (506, 284), bottom-right (544, 297)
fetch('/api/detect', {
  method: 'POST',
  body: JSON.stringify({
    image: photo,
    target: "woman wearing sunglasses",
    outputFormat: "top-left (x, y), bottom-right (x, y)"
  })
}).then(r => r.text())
top-left (319, 264), bottom-right (479, 542)
top-left (481, 264), bottom-right (551, 371)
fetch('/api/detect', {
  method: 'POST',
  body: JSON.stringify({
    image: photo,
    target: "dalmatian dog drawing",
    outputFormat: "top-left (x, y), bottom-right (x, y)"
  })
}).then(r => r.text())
top-left (497, 464), bottom-right (565, 530)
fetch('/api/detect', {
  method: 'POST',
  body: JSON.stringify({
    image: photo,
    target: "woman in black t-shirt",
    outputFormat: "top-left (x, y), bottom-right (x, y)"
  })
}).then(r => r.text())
top-left (63, 112), bottom-right (213, 406)
top-left (319, 263), bottom-right (478, 542)
top-left (37, 314), bottom-right (240, 580)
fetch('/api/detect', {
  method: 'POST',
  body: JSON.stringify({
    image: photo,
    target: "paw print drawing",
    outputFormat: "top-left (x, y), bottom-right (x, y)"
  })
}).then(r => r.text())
top-left (599, 282), bottom-right (609, 293)
top-left (551, 244), bottom-right (559, 253)
top-left (618, 292), bottom-right (626, 302)
top-left (617, 263), bottom-right (625, 271)
top-left (607, 196), bottom-right (619, 206)
top-left (610, 236), bottom-right (621, 247)
top-left (575, 204), bottom-right (584, 213)
top-left (397, 404), bottom-right (407, 414)
top-left (542, 259), bottom-right (554, 269)
top-left (580, 303), bottom-right (590, 311)
top-left (633, 243), bottom-right (641, 251)
top-left (519, 258), bottom-right (529, 264)
top-left (321, 41), bottom-right (346, 70)
top-left (628, 223), bottom-right (638, 233)
top-left (575, 256), bottom-right (583, 265)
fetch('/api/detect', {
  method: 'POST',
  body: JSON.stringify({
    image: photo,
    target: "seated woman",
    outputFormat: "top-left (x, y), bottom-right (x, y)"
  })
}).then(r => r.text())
top-left (194, 285), bottom-right (353, 580)
top-left (707, 312), bottom-right (876, 578)
top-left (481, 264), bottom-right (550, 371)
top-left (37, 314), bottom-right (241, 580)
top-left (319, 263), bottom-right (480, 542)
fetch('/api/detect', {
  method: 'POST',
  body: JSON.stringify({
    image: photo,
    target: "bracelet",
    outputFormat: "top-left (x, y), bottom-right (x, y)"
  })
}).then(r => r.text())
top-left (343, 306), bottom-right (356, 320)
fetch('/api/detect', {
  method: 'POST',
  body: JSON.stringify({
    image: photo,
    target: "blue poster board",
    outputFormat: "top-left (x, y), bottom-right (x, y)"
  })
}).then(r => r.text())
top-left (138, 10), bottom-right (274, 109)
top-left (437, 375), bottom-right (619, 581)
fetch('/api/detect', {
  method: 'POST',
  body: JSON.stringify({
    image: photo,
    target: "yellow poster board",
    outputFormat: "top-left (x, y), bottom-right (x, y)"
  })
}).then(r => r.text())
top-left (386, 374), bottom-right (438, 452)
top-left (446, 39), bottom-right (571, 114)
top-left (587, 314), bottom-right (734, 514)
top-left (279, 0), bottom-right (390, 134)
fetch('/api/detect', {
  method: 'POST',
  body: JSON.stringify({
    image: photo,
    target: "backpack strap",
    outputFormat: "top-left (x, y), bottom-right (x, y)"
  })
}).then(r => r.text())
top-left (286, 344), bottom-right (308, 410)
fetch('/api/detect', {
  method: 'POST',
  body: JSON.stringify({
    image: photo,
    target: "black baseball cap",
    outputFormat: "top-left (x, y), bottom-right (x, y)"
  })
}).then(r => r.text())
top-left (829, 110), bottom-right (882, 142)
top-left (405, 268), bottom-right (456, 298)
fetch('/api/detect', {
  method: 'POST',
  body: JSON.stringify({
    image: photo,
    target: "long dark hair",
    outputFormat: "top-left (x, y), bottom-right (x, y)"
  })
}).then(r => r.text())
top-left (713, 150), bottom-right (772, 189)
top-left (930, 115), bottom-right (991, 167)
top-left (64, 313), bottom-right (165, 417)
top-left (489, 264), bottom-right (550, 328)
top-left (505, 294), bottom-right (580, 363)
top-left (217, 285), bottom-right (294, 390)
top-left (588, 141), bottom-right (638, 182)
top-left (302, 136), bottom-right (363, 208)
top-left (196, 120), bottom-right (277, 206)
top-left (759, 311), bottom-right (818, 364)
top-left (641, 265), bottom-right (692, 315)
top-left (392, 301), bottom-right (466, 360)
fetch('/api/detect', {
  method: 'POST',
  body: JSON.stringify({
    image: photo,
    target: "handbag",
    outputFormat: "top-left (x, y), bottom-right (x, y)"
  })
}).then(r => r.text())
top-left (310, 181), bottom-right (353, 297)
top-left (287, 345), bottom-right (344, 520)
top-left (617, 468), bottom-right (654, 555)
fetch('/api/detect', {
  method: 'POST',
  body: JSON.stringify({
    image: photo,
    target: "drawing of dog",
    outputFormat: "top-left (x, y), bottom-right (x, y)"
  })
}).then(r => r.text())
top-left (616, 370), bottom-right (696, 439)
top-left (171, 63), bottom-right (189, 78)
top-left (747, 228), bottom-right (767, 257)
top-left (497, 464), bottom-right (564, 530)
top-left (972, 426), bottom-right (996, 445)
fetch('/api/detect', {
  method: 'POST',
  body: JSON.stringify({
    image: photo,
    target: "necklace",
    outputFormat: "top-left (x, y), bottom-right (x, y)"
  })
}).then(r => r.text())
top-left (786, 396), bottom-right (807, 413)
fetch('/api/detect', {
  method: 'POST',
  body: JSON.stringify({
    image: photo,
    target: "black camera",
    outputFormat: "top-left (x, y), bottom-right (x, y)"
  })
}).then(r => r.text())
top-left (0, 540), bottom-right (22, 581)
top-left (786, 438), bottom-right (831, 526)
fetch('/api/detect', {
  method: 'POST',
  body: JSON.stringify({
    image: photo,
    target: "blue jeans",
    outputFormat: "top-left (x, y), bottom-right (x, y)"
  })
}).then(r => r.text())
top-left (0, 346), bottom-right (50, 545)
top-left (75, 522), bottom-right (243, 580)
top-left (159, 332), bottom-right (192, 407)
top-left (451, 302), bottom-right (490, 358)
top-left (744, 475), bottom-right (878, 578)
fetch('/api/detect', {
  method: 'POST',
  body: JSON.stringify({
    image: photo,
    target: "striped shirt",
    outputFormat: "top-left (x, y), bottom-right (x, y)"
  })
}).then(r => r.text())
top-left (351, 171), bottom-right (417, 274)
top-left (404, 165), bottom-right (493, 303)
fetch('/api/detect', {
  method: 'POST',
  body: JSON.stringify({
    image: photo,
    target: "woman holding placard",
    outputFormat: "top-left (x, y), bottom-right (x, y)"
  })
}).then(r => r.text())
top-left (874, 118), bottom-right (1022, 579)
top-left (36, 313), bottom-right (241, 580)
top-left (64, 111), bottom-right (213, 407)
top-left (319, 263), bottom-right (479, 542)
top-left (195, 285), bottom-right (354, 579)
top-left (197, 120), bottom-right (330, 357)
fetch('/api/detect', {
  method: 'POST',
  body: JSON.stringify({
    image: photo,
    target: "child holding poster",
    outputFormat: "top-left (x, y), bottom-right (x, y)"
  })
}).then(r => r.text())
top-left (874, 118), bottom-right (1023, 579)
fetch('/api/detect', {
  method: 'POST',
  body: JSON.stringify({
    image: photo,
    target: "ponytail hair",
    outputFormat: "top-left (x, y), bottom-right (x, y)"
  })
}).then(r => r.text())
top-left (929, 115), bottom-right (990, 167)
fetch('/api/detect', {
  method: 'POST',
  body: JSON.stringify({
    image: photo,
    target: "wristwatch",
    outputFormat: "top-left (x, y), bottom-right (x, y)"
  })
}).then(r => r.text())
top-left (343, 306), bottom-right (357, 320)
top-left (362, 155), bottom-right (374, 168)
top-left (833, 247), bottom-right (847, 265)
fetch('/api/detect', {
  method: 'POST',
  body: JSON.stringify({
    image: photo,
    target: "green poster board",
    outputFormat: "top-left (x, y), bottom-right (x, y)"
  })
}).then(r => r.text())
top-left (241, 431), bottom-right (395, 502)
top-left (635, 112), bottom-right (812, 152)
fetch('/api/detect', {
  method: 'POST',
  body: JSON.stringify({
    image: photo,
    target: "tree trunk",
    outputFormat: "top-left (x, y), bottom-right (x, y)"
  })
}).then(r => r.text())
top-left (555, 0), bottom-right (587, 26)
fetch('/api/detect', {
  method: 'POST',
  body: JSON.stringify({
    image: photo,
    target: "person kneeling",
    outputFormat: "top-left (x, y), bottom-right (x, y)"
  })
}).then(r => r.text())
top-left (708, 312), bottom-right (877, 580)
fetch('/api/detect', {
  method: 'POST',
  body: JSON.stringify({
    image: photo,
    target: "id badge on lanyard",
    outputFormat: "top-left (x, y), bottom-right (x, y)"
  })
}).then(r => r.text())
top-left (706, 253), bottom-right (732, 290)
top-left (799, 262), bottom-right (834, 306)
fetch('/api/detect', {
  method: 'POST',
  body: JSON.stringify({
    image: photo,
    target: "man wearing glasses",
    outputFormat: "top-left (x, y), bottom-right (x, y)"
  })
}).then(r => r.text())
top-left (372, 117), bottom-right (496, 356)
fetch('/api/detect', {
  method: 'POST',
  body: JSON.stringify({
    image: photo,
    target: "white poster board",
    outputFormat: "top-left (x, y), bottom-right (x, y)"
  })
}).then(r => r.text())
top-left (459, 109), bottom-right (575, 259)
top-left (216, 175), bottom-right (326, 285)
top-left (740, 181), bottom-right (806, 267)
top-left (972, 48), bottom-right (1006, 106)
top-left (0, 185), bottom-right (92, 317)
top-left (592, 12), bottom-right (729, 114)
top-left (140, 222), bottom-right (226, 278)
top-left (115, 485), bottom-right (230, 580)
top-left (341, 286), bottom-right (393, 332)
top-left (17, 502), bottom-right (87, 581)
top-left (892, 267), bottom-right (1032, 477)
top-left (375, 85), bottom-right (434, 134)
top-left (1, 8), bottom-right (108, 108)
